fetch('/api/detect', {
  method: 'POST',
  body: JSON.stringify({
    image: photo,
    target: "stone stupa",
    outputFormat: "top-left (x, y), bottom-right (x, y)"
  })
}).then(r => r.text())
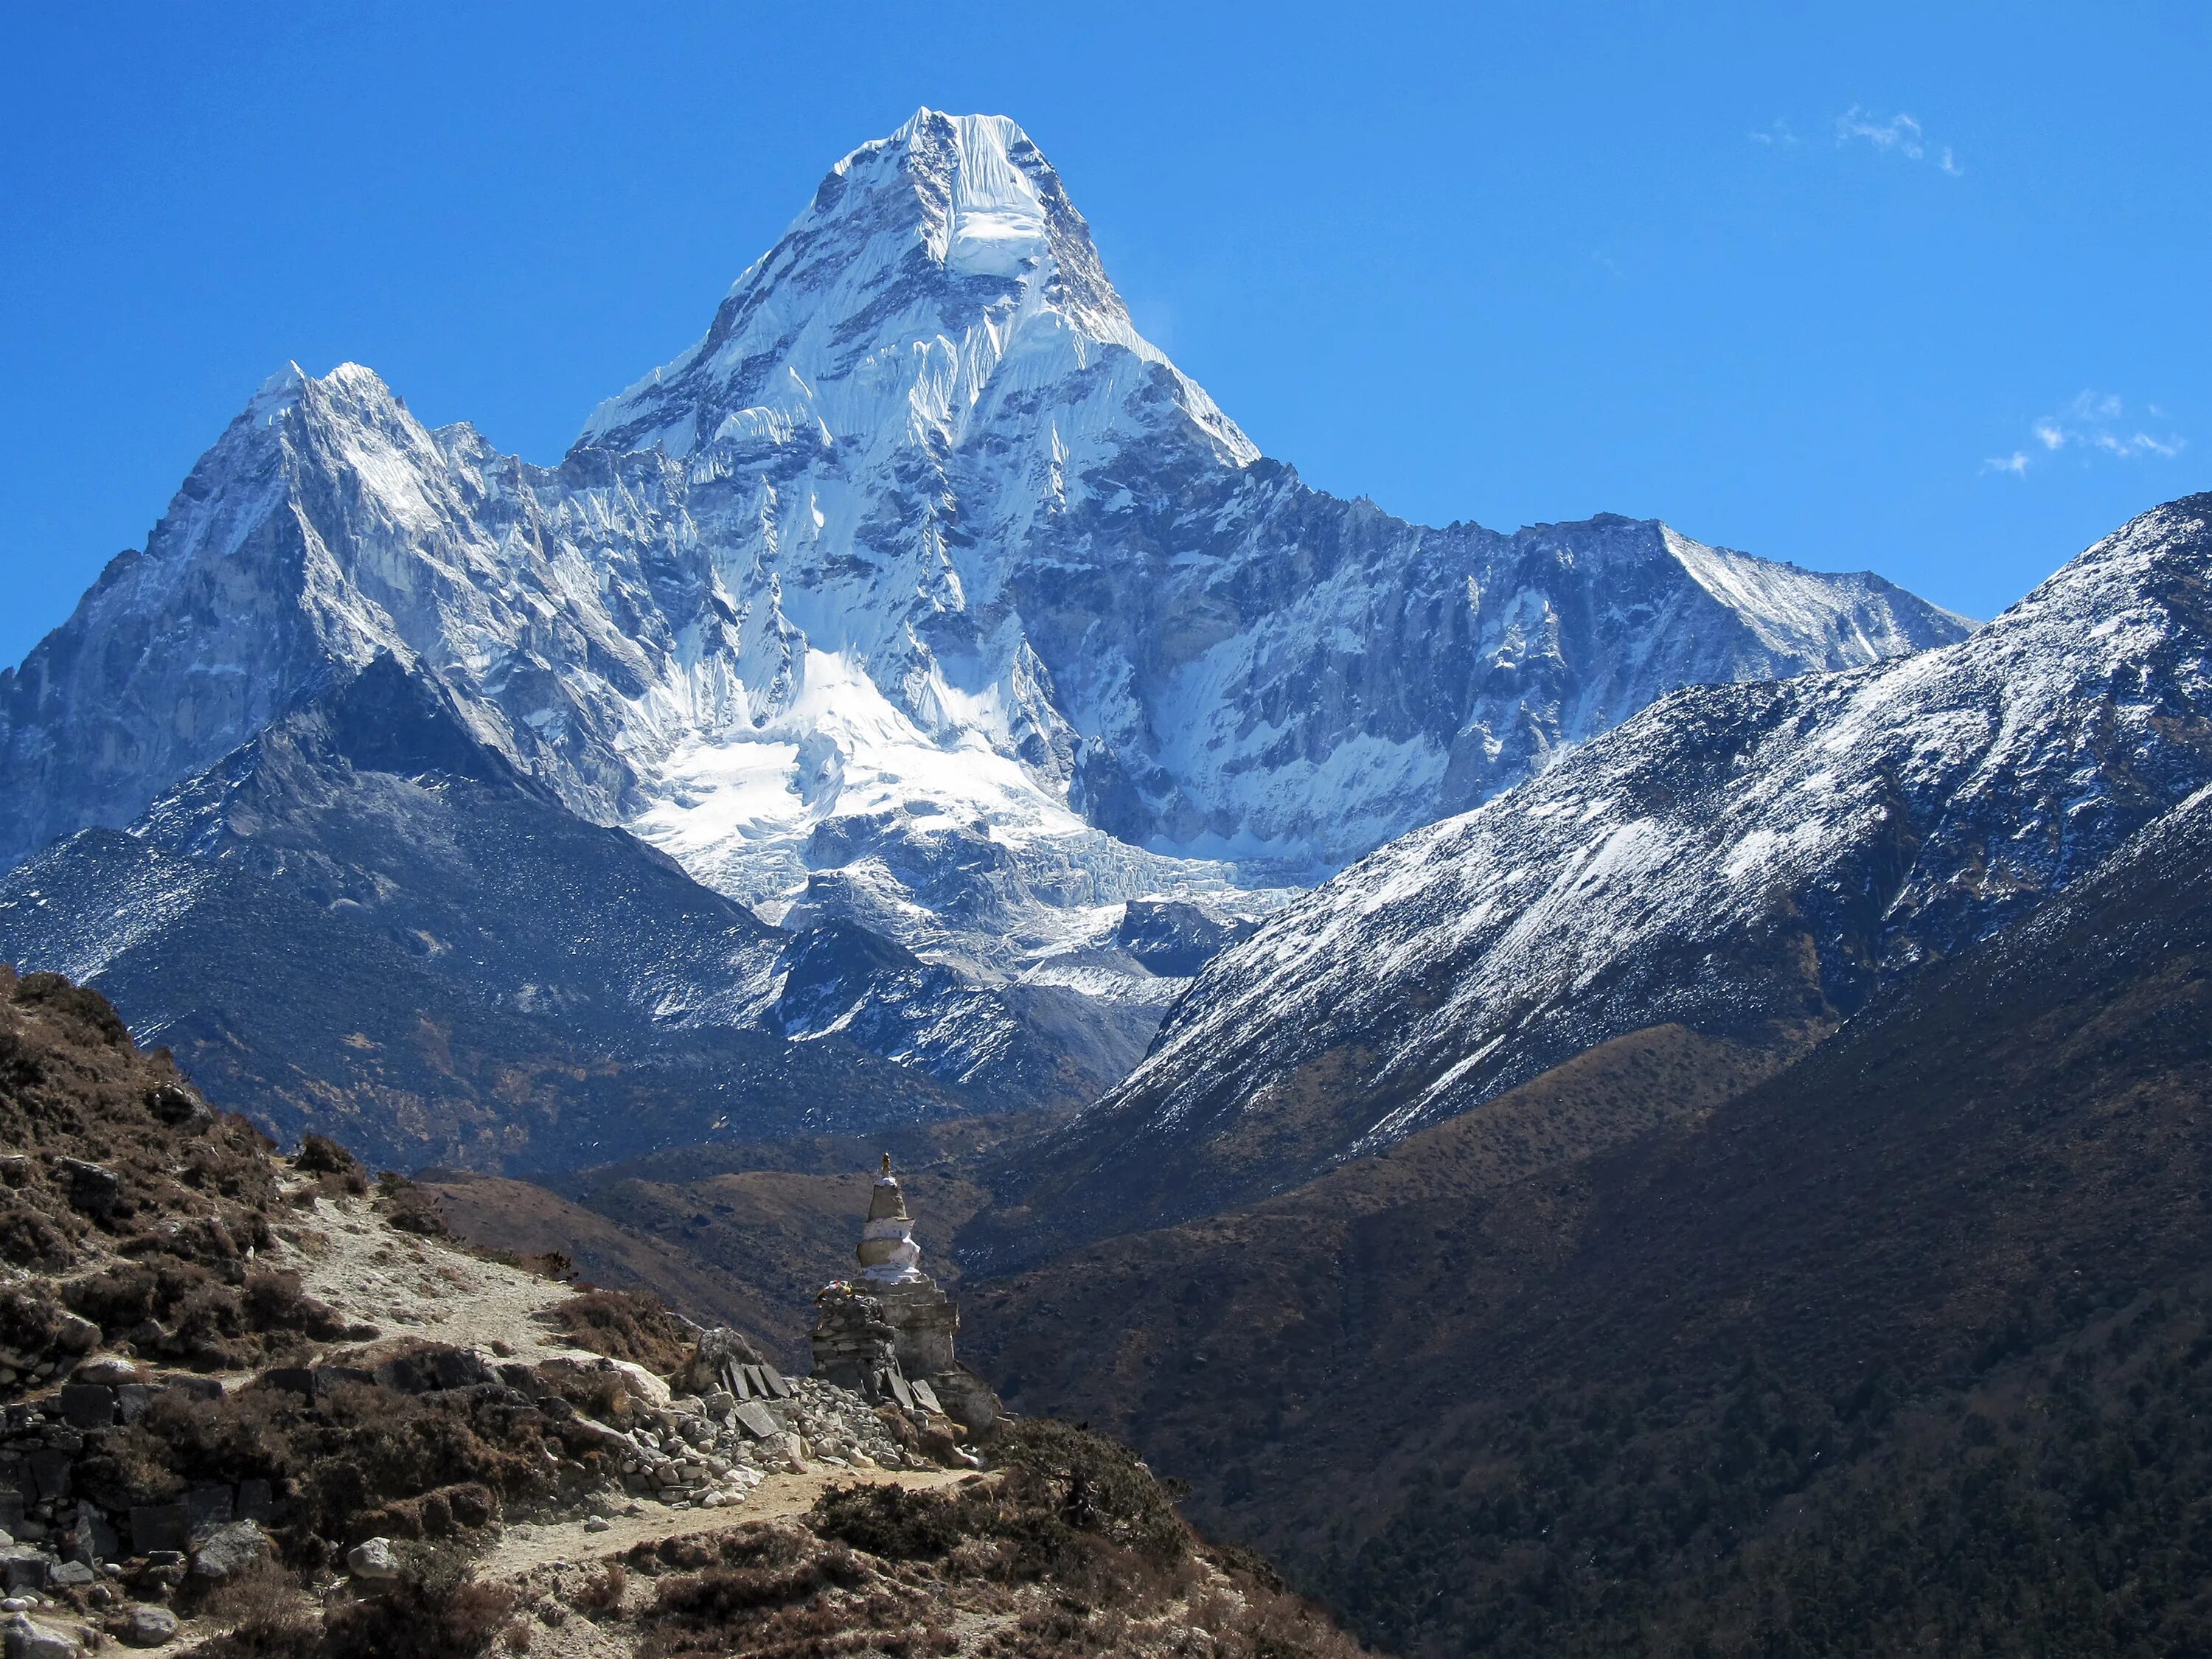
top-left (810, 1155), bottom-right (1001, 1437)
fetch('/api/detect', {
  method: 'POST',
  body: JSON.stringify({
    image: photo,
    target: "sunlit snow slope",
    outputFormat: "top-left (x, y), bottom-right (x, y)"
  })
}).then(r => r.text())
top-left (0, 109), bottom-right (1969, 1081)
top-left (987, 493), bottom-right (2212, 1249)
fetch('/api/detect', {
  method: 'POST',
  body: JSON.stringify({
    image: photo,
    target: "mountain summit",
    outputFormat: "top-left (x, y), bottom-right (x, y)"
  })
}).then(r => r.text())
top-left (578, 109), bottom-right (1252, 466)
top-left (0, 111), bottom-right (1969, 1115)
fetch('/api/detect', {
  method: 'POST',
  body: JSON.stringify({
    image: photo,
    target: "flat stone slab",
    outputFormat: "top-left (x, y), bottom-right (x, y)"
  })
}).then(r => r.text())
top-left (733, 1402), bottom-right (781, 1441)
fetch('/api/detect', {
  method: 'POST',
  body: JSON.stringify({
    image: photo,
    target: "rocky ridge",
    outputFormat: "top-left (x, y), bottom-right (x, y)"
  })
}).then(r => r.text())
top-left (962, 768), bottom-right (2212, 1658)
top-left (975, 491), bottom-right (2212, 1253)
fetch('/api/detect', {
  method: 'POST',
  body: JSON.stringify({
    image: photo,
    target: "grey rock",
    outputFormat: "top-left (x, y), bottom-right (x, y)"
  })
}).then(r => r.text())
top-left (69, 1504), bottom-right (115, 1565)
top-left (44, 1565), bottom-right (89, 1588)
top-left (55, 1389), bottom-right (111, 1433)
top-left (0, 1551), bottom-right (49, 1593)
top-left (52, 1160), bottom-right (120, 1220)
top-left (345, 1537), bottom-right (401, 1582)
top-left (187, 1519), bottom-right (267, 1582)
top-left (145, 1084), bottom-right (212, 1133)
top-left (3, 1615), bottom-right (81, 1659)
top-left (22, 1457), bottom-right (66, 1506)
top-left (125, 1505), bottom-right (187, 1557)
top-left (184, 1486), bottom-right (233, 1535)
top-left (732, 1402), bottom-right (781, 1441)
top-left (111, 1604), bottom-right (178, 1648)
top-left (66, 1359), bottom-right (141, 1389)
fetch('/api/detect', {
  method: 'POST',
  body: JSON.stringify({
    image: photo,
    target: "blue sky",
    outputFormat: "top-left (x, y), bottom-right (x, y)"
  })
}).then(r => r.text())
top-left (3, 2), bottom-right (2205, 667)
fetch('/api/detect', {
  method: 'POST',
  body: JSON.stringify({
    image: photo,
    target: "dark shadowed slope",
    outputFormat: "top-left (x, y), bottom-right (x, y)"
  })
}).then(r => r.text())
top-left (0, 658), bottom-right (995, 1171)
top-left (964, 779), bottom-right (2212, 1657)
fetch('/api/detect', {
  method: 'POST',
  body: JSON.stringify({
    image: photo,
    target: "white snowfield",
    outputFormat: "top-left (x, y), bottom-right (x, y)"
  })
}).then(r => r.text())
top-left (0, 108), bottom-right (1967, 1025)
top-left (1091, 493), bottom-right (2212, 1180)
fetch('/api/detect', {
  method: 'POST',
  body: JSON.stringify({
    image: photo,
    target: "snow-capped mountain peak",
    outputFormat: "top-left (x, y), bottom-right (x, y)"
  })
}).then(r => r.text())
top-left (3, 111), bottom-right (1972, 1102)
top-left (574, 108), bottom-right (1253, 470)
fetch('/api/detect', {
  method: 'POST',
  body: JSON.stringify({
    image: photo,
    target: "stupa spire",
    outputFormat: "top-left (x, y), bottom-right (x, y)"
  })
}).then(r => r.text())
top-left (857, 1153), bottom-right (925, 1284)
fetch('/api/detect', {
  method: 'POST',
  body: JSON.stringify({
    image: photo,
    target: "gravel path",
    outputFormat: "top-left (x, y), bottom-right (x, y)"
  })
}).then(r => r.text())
top-left (480, 1465), bottom-right (985, 1576)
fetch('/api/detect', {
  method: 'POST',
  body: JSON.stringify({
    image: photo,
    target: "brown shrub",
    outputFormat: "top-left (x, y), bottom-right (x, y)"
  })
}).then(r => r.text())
top-left (293, 1135), bottom-right (355, 1176)
top-left (574, 1560), bottom-right (627, 1615)
top-left (319, 1572), bottom-right (516, 1659)
top-left (0, 969), bottom-right (292, 1397)
top-left (813, 1481), bottom-right (961, 1560)
top-left (549, 1289), bottom-right (692, 1373)
top-left (202, 1555), bottom-right (320, 1644)
top-left (0, 1203), bottom-right (77, 1269)
top-left (73, 1376), bottom-right (554, 1555)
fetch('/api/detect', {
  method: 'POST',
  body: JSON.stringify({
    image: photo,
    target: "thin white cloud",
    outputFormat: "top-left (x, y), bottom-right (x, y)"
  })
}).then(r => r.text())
top-left (1749, 119), bottom-right (1798, 147)
top-left (1986, 392), bottom-right (2188, 478)
top-left (1835, 107), bottom-right (1964, 175)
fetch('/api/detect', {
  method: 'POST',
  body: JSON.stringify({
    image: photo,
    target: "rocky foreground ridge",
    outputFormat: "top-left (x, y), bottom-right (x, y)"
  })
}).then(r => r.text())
top-left (0, 964), bottom-right (1361, 1657)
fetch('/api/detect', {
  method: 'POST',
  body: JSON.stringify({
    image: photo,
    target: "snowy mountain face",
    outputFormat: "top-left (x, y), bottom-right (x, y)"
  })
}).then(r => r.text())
top-left (975, 495), bottom-right (2212, 1253)
top-left (0, 109), bottom-right (1966, 1110)
top-left (0, 658), bottom-right (1013, 1171)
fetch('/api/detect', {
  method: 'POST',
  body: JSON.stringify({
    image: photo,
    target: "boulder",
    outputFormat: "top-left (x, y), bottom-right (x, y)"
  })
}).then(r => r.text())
top-left (682, 1328), bottom-right (767, 1394)
top-left (146, 1084), bottom-right (212, 1131)
top-left (126, 1504), bottom-right (189, 1557)
top-left (2, 1614), bottom-right (81, 1659)
top-left (67, 1357), bottom-right (143, 1388)
top-left (187, 1519), bottom-right (268, 1582)
top-left (346, 1537), bottom-right (401, 1582)
top-left (0, 1551), bottom-right (49, 1593)
top-left (53, 1159), bottom-right (121, 1220)
top-left (55, 1388), bottom-right (113, 1432)
top-left (110, 1604), bottom-right (178, 1648)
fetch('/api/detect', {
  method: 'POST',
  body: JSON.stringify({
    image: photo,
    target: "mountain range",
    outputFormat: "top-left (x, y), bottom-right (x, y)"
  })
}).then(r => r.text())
top-left (0, 110), bottom-right (1965, 1152)
top-left (6, 103), bottom-right (2211, 1659)
top-left (968, 492), bottom-right (2212, 1259)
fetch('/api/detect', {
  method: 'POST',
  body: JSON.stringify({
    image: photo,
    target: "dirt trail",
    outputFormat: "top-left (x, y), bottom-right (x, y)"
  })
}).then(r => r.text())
top-left (269, 1187), bottom-right (606, 1366)
top-left (480, 1466), bottom-right (987, 1577)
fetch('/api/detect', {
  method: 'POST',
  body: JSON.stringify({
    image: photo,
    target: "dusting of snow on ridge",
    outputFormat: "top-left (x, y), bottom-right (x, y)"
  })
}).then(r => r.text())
top-left (1087, 493), bottom-right (2212, 1194)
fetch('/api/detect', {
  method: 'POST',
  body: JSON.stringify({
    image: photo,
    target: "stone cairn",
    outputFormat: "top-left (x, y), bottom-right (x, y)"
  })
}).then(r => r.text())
top-left (812, 1155), bottom-right (1002, 1438)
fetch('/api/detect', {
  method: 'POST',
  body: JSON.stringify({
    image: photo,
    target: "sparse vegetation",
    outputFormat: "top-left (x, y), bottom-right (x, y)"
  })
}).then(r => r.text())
top-left (607, 1421), bottom-right (1367, 1659)
top-left (549, 1287), bottom-right (695, 1371)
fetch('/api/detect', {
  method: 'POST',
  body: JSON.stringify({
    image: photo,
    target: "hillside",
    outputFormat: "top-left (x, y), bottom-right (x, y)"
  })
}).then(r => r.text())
top-left (971, 492), bottom-right (2212, 1262)
top-left (959, 783), bottom-right (2212, 1656)
top-left (0, 964), bottom-right (1360, 1658)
